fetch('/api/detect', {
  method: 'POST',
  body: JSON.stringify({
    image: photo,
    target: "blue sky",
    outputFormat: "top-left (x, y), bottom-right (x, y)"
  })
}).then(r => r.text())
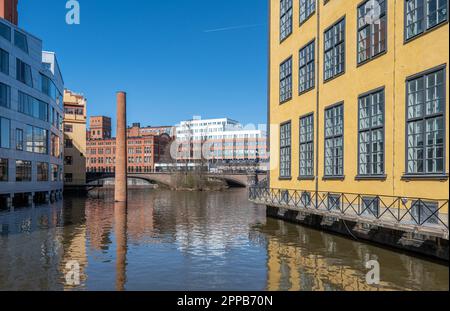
top-left (19, 0), bottom-right (268, 128)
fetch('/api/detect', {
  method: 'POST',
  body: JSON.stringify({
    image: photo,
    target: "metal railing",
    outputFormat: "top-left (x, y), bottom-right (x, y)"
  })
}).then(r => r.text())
top-left (249, 187), bottom-right (449, 238)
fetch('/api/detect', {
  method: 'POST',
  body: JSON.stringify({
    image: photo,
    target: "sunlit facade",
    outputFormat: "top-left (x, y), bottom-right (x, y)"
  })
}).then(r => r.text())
top-left (63, 89), bottom-right (87, 186)
top-left (268, 0), bottom-right (449, 217)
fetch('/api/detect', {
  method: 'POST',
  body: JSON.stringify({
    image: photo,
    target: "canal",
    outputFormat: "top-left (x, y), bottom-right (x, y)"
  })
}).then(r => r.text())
top-left (0, 188), bottom-right (448, 291)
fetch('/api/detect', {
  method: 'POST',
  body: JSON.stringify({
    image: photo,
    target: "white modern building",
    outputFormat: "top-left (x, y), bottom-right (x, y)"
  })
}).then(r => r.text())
top-left (172, 117), bottom-right (268, 172)
top-left (0, 16), bottom-right (64, 209)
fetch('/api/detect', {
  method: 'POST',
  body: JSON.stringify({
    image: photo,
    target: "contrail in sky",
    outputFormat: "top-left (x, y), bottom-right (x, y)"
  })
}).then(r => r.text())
top-left (203, 23), bottom-right (265, 33)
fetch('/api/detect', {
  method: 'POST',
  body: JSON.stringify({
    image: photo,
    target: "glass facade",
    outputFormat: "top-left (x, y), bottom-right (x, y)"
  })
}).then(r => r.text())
top-left (0, 22), bottom-right (11, 41)
top-left (15, 128), bottom-right (23, 151)
top-left (0, 48), bottom-right (9, 75)
top-left (18, 91), bottom-right (49, 122)
top-left (0, 158), bottom-right (7, 182)
top-left (41, 74), bottom-right (63, 107)
top-left (14, 30), bottom-right (28, 53)
top-left (0, 13), bottom-right (64, 201)
top-left (0, 117), bottom-right (10, 149)
top-left (22, 125), bottom-right (48, 154)
top-left (0, 82), bottom-right (10, 108)
top-left (16, 58), bottom-right (33, 87)
top-left (51, 164), bottom-right (60, 182)
top-left (37, 162), bottom-right (49, 182)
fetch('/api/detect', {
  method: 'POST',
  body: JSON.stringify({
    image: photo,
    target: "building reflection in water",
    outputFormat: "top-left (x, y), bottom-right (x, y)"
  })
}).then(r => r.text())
top-left (61, 196), bottom-right (88, 290)
top-left (0, 188), bottom-right (448, 291)
top-left (256, 218), bottom-right (448, 291)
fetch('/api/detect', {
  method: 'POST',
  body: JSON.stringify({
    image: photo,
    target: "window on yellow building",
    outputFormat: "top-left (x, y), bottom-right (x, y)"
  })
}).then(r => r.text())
top-left (280, 122), bottom-right (292, 178)
top-left (299, 41), bottom-right (315, 94)
top-left (299, 114), bottom-right (314, 177)
top-left (300, 0), bottom-right (315, 25)
top-left (280, 0), bottom-right (293, 41)
top-left (411, 200), bottom-right (439, 225)
top-left (280, 57), bottom-right (293, 103)
top-left (406, 68), bottom-right (445, 175)
top-left (328, 194), bottom-right (341, 211)
top-left (362, 197), bottom-right (380, 217)
top-left (358, 88), bottom-right (385, 176)
top-left (357, 0), bottom-right (387, 64)
top-left (405, 0), bottom-right (448, 40)
top-left (324, 104), bottom-right (344, 177)
top-left (324, 18), bottom-right (345, 81)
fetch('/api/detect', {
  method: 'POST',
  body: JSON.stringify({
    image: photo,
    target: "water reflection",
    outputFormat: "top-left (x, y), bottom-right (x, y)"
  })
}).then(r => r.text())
top-left (256, 219), bottom-right (449, 291)
top-left (114, 202), bottom-right (127, 291)
top-left (0, 189), bottom-right (448, 291)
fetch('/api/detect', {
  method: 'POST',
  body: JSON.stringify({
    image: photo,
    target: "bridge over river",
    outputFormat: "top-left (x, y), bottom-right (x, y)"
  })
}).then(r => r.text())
top-left (86, 172), bottom-right (267, 188)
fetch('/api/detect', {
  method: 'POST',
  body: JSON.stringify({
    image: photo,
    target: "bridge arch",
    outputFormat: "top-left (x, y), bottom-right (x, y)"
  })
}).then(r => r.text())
top-left (86, 172), bottom-right (266, 189)
top-left (86, 172), bottom-right (175, 188)
top-left (207, 176), bottom-right (247, 188)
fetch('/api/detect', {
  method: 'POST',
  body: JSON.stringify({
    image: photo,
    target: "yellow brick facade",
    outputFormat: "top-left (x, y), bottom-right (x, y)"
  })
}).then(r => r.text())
top-left (269, 0), bottom-right (449, 205)
top-left (63, 90), bottom-right (87, 186)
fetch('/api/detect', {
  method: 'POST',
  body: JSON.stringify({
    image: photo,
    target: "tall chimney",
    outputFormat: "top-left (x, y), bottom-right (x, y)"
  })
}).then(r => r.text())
top-left (0, 0), bottom-right (18, 25)
top-left (115, 91), bottom-right (127, 202)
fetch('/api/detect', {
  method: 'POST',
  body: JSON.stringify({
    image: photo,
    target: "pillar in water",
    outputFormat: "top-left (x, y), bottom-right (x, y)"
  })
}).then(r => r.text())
top-left (115, 91), bottom-right (128, 202)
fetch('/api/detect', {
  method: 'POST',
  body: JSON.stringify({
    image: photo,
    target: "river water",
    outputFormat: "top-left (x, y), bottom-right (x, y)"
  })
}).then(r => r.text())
top-left (0, 188), bottom-right (448, 291)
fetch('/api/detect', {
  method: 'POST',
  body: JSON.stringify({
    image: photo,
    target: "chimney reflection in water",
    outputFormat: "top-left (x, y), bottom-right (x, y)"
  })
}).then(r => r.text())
top-left (114, 202), bottom-right (128, 291)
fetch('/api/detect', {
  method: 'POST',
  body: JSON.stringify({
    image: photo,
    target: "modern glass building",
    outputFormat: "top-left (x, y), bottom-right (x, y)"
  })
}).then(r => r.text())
top-left (0, 16), bottom-right (64, 208)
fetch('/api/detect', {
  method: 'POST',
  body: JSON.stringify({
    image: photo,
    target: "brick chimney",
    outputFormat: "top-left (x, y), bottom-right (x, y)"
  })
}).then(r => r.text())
top-left (0, 0), bottom-right (18, 25)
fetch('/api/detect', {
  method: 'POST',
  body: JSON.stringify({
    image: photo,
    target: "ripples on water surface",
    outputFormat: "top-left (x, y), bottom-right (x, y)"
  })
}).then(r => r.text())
top-left (0, 188), bottom-right (448, 291)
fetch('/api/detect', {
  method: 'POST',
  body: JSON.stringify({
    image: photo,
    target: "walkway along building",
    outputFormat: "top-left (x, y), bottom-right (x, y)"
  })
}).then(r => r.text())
top-left (86, 118), bottom-right (172, 174)
top-left (0, 11), bottom-right (64, 209)
top-left (63, 89), bottom-right (87, 187)
top-left (252, 0), bottom-right (449, 259)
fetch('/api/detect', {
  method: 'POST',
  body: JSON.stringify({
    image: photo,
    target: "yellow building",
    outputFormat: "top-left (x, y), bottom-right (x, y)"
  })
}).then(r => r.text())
top-left (268, 1), bottom-right (448, 224)
top-left (63, 90), bottom-right (87, 187)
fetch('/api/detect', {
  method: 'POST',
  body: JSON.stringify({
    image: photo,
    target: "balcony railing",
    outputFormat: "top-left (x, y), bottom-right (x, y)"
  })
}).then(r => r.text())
top-left (249, 187), bottom-right (449, 239)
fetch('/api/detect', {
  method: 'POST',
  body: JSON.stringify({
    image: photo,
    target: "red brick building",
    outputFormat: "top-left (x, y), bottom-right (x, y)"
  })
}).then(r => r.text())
top-left (0, 0), bottom-right (18, 25)
top-left (86, 118), bottom-right (172, 173)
